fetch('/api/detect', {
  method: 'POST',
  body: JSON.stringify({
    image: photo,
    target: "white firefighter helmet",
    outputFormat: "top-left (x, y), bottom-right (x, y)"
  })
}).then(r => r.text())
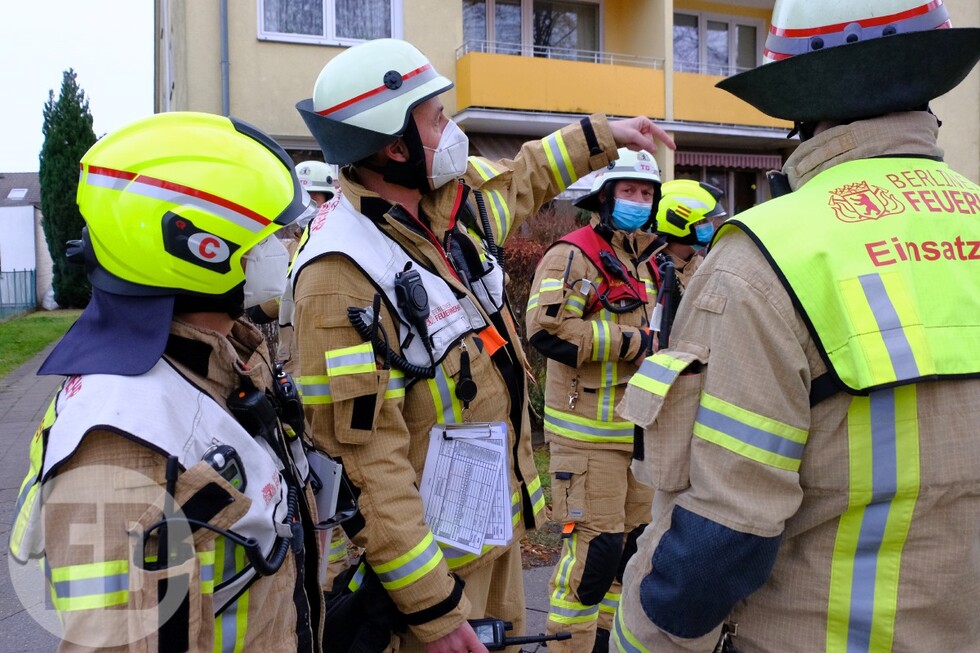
top-left (296, 38), bottom-right (453, 165)
top-left (295, 160), bottom-right (339, 197)
top-left (574, 148), bottom-right (662, 213)
top-left (717, 0), bottom-right (980, 123)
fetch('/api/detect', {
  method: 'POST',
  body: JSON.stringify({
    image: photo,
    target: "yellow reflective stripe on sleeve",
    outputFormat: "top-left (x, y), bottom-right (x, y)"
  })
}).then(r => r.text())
top-left (198, 549), bottom-right (215, 594)
top-left (545, 406), bottom-right (634, 444)
top-left (469, 156), bottom-right (500, 181)
top-left (599, 590), bottom-right (621, 614)
top-left (296, 375), bottom-right (331, 405)
top-left (693, 393), bottom-right (808, 471)
top-left (328, 530), bottom-right (349, 563)
top-left (591, 320), bottom-right (612, 361)
top-left (374, 532), bottom-right (444, 591)
top-left (526, 474), bottom-right (546, 516)
top-left (613, 606), bottom-right (653, 653)
top-left (348, 562), bottom-right (367, 591)
top-left (540, 278), bottom-right (564, 293)
top-left (385, 370), bottom-right (406, 399)
top-left (543, 131), bottom-right (575, 191)
top-left (627, 352), bottom-right (691, 397)
top-left (565, 295), bottom-right (586, 316)
top-left (324, 343), bottom-right (376, 376)
top-left (440, 542), bottom-right (495, 570)
top-left (47, 559), bottom-right (130, 612)
top-left (548, 595), bottom-right (599, 625)
top-left (826, 387), bottom-right (920, 653)
top-left (527, 293), bottom-right (540, 312)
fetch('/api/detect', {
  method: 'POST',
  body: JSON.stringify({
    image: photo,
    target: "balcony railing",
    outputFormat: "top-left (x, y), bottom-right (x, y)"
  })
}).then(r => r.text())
top-left (456, 40), bottom-right (664, 69)
top-left (674, 61), bottom-right (756, 77)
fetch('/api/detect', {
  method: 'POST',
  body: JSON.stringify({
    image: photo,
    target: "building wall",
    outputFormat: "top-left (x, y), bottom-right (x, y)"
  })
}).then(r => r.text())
top-left (935, 1), bottom-right (980, 183)
top-left (0, 207), bottom-right (36, 271)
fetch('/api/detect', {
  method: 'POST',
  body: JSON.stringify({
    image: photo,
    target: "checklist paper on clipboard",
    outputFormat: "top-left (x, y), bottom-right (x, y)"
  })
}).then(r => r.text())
top-left (419, 422), bottom-right (513, 555)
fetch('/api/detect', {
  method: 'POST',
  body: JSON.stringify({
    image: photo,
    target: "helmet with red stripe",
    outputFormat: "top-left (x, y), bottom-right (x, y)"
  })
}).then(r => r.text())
top-left (296, 38), bottom-right (453, 165)
top-left (717, 0), bottom-right (980, 123)
top-left (74, 111), bottom-right (312, 298)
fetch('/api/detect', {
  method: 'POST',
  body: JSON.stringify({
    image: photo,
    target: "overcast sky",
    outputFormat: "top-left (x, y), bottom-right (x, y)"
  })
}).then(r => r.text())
top-left (0, 2), bottom-right (154, 173)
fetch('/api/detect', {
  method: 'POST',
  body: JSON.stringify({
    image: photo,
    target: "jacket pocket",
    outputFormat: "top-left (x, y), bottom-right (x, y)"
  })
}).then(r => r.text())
top-left (618, 346), bottom-right (706, 492)
top-left (324, 343), bottom-right (385, 446)
top-left (549, 451), bottom-right (589, 524)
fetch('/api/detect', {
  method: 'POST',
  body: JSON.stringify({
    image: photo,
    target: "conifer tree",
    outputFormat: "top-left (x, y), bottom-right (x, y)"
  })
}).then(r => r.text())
top-left (39, 69), bottom-right (96, 308)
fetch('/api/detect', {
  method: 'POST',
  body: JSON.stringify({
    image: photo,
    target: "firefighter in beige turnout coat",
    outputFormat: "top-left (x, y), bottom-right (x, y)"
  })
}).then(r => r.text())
top-left (292, 38), bottom-right (675, 653)
top-left (615, 1), bottom-right (980, 651)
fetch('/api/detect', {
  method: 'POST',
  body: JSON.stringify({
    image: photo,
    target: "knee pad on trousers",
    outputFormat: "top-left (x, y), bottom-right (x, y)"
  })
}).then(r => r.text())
top-left (617, 523), bottom-right (648, 583)
top-left (592, 628), bottom-right (611, 653)
top-left (578, 532), bottom-right (625, 605)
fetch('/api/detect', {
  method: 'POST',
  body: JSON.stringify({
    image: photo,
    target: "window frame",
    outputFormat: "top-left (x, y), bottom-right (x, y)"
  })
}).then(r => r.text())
top-left (672, 10), bottom-right (764, 76)
top-left (257, 0), bottom-right (403, 46)
top-left (464, 0), bottom-right (603, 57)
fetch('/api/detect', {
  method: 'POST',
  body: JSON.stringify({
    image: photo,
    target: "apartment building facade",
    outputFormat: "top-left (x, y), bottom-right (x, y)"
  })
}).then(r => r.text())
top-left (155, 0), bottom-right (980, 216)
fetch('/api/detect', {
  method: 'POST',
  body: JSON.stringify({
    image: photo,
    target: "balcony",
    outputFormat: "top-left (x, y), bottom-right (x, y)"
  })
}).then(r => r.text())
top-left (454, 41), bottom-right (667, 121)
top-left (454, 41), bottom-right (792, 134)
top-left (673, 64), bottom-right (791, 129)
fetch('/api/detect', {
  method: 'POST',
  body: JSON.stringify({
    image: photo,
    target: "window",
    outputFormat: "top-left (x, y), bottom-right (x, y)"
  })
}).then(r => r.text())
top-left (6, 189), bottom-right (28, 201)
top-left (673, 11), bottom-right (760, 75)
top-left (463, 0), bottom-right (600, 61)
top-left (258, 0), bottom-right (402, 45)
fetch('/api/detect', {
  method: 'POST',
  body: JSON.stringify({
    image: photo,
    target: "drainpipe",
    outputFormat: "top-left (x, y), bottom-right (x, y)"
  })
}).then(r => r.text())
top-left (220, 0), bottom-right (230, 116)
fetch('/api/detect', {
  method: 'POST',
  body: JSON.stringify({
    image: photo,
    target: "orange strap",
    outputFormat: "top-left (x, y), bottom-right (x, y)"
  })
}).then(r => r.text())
top-left (477, 325), bottom-right (507, 357)
top-left (562, 522), bottom-right (576, 538)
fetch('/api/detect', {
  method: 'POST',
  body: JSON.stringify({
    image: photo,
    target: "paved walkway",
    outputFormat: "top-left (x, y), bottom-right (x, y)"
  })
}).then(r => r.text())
top-left (0, 344), bottom-right (552, 651)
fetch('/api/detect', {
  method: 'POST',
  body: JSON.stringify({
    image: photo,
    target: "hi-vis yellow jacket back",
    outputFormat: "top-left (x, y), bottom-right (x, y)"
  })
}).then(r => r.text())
top-left (615, 113), bottom-right (980, 653)
top-left (723, 157), bottom-right (980, 394)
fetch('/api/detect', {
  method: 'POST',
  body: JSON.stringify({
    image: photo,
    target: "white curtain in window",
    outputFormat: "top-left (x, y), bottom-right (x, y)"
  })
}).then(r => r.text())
top-left (707, 20), bottom-right (729, 75)
top-left (495, 0), bottom-right (522, 55)
top-left (674, 13), bottom-right (699, 73)
top-left (464, 0), bottom-right (488, 49)
top-left (335, 0), bottom-right (391, 40)
top-left (264, 0), bottom-right (323, 36)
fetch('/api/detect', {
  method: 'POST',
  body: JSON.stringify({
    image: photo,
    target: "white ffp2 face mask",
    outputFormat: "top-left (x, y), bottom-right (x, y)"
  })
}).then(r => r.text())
top-left (425, 120), bottom-right (469, 190)
top-left (242, 235), bottom-right (289, 309)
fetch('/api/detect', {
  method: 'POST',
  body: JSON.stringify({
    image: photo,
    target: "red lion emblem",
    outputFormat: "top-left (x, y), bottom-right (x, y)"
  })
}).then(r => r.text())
top-left (829, 181), bottom-right (905, 223)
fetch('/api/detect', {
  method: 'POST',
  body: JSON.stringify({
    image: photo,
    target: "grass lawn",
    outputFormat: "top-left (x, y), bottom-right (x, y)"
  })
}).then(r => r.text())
top-left (0, 310), bottom-right (82, 378)
top-left (522, 442), bottom-right (562, 567)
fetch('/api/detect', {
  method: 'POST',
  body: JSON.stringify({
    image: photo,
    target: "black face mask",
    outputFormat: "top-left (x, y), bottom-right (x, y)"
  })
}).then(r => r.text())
top-left (357, 116), bottom-right (430, 192)
top-left (174, 283), bottom-right (245, 319)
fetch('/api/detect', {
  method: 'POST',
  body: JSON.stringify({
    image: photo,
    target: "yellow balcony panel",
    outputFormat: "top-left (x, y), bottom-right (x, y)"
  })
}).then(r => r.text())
top-left (674, 71), bottom-right (791, 130)
top-left (456, 52), bottom-right (665, 119)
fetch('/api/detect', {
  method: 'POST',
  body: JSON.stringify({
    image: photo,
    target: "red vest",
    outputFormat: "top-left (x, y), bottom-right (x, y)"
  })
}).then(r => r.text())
top-left (558, 226), bottom-right (658, 315)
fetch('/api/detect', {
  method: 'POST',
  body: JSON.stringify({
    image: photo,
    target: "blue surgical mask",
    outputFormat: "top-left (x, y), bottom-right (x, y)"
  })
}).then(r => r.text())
top-left (611, 198), bottom-right (653, 231)
top-left (694, 222), bottom-right (715, 244)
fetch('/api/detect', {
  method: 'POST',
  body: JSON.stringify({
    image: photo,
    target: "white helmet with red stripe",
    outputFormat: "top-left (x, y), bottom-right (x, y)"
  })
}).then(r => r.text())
top-left (296, 38), bottom-right (453, 165)
top-left (718, 0), bottom-right (980, 123)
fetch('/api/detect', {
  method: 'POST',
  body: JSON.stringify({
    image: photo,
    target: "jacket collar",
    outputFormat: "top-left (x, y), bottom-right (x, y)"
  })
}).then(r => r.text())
top-left (165, 318), bottom-right (272, 403)
top-left (784, 111), bottom-right (943, 190)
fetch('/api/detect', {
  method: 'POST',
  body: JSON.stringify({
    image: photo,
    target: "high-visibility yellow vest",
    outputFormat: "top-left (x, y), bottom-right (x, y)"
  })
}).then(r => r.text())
top-left (720, 157), bottom-right (980, 393)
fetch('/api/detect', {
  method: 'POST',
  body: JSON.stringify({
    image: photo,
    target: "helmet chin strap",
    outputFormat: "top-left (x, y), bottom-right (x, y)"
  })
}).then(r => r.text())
top-left (358, 116), bottom-right (430, 192)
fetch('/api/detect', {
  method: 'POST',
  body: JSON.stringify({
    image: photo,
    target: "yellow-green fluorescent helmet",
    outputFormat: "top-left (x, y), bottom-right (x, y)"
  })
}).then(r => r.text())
top-left (655, 180), bottom-right (727, 245)
top-left (75, 112), bottom-right (309, 297)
